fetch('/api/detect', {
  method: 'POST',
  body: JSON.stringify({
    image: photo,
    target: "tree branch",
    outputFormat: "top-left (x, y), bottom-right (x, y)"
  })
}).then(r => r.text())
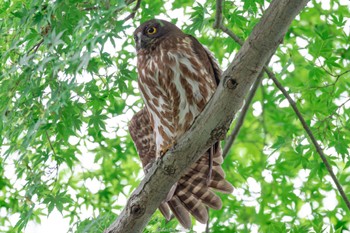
top-left (27, 39), bottom-right (44, 54)
top-left (104, 1), bottom-right (310, 232)
top-left (124, 0), bottom-right (142, 21)
top-left (213, 0), bottom-right (223, 29)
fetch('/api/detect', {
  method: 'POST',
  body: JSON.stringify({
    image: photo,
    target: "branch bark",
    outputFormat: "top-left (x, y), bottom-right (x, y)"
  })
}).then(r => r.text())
top-left (104, 1), bottom-right (310, 232)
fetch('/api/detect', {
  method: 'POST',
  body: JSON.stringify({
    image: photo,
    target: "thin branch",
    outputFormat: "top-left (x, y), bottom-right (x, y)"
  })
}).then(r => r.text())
top-left (260, 81), bottom-right (268, 146)
top-left (214, 0), bottom-right (350, 212)
top-left (27, 39), bottom-right (44, 54)
top-left (219, 24), bottom-right (244, 45)
top-left (45, 130), bottom-right (57, 157)
top-left (337, 69), bottom-right (350, 78)
top-left (317, 97), bottom-right (350, 126)
top-left (83, 6), bottom-right (100, 11)
top-left (222, 71), bottom-right (264, 159)
top-left (45, 130), bottom-right (59, 184)
top-left (307, 68), bottom-right (350, 89)
top-left (264, 67), bottom-right (350, 211)
top-left (124, 0), bottom-right (142, 21)
top-left (205, 206), bottom-right (210, 233)
top-left (319, 63), bottom-right (350, 80)
top-left (213, 0), bottom-right (223, 29)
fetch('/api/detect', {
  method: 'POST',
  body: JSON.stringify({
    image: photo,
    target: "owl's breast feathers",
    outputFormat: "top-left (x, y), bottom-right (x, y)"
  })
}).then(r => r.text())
top-left (137, 36), bottom-right (216, 155)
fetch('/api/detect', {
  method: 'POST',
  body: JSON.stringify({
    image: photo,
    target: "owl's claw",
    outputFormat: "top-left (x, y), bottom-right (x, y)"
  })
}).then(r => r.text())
top-left (160, 140), bottom-right (176, 156)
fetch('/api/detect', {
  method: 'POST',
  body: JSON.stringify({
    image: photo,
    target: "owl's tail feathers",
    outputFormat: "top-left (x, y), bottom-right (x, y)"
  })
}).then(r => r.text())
top-left (159, 202), bottom-right (171, 221)
top-left (168, 196), bottom-right (192, 229)
top-left (158, 143), bottom-right (233, 229)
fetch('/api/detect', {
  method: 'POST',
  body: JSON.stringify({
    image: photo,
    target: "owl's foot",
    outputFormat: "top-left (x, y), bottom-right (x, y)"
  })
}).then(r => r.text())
top-left (160, 140), bottom-right (176, 156)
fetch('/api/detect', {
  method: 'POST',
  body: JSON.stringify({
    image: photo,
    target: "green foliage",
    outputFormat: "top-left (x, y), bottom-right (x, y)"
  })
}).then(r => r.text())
top-left (0, 0), bottom-right (349, 232)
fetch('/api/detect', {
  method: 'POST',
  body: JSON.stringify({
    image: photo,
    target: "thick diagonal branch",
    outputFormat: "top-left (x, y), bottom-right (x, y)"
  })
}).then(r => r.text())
top-left (104, 1), bottom-right (310, 232)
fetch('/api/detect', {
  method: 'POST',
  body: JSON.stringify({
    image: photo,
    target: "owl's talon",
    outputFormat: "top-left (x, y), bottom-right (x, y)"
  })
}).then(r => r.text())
top-left (160, 140), bottom-right (176, 156)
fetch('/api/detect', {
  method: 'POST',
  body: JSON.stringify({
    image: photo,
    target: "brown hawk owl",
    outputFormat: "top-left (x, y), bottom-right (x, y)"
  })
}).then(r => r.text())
top-left (129, 19), bottom-right (233, 229)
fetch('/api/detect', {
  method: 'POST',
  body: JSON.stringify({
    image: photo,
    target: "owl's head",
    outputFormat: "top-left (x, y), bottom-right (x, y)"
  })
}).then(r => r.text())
top-left (133, 19), bottom-right (183, 51)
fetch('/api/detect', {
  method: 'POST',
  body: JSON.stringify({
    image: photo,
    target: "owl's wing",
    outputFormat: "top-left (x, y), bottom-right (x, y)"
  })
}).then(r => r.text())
top-left (128, 107), bottom-right (156, 169)
top-left (129, 107), bottom-right (172, 220)
top-left (188, 35), bottom-right (222, 86)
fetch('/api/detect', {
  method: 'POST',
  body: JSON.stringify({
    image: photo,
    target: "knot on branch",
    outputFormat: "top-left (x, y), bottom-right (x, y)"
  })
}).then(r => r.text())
top-left (130, 204), bottom-right (145, 217)
top-left (162, 164), bottom-right (176, 175)
top-left (210, 120), bottom-right (231, 142)
top-left (224, 76), bottom-right (238, 90)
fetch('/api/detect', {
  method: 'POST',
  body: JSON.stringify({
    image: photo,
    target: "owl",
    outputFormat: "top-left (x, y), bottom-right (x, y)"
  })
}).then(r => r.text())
top-left (129, 19), bottom-right (233, 228)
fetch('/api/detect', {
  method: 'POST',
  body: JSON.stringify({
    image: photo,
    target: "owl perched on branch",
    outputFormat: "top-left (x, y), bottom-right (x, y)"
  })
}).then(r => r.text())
top-left (129, 19), bottom-right (233, 229)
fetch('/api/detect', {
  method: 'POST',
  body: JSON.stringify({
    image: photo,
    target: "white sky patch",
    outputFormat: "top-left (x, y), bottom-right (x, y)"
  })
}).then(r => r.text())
top-left (322, 190), bottom-right (338, 211)
top-left (343, 17), bottom-right (350, 36)
top-left (287, 63), bottom-right (295, 72)
top-left (270, 55), bottom-right (283, 73)
top-left (265, 146), bottom-right (280, 165)
top-left (278, 99), bottom-right (290, 108)
top-left (247, 177), bottom-right (261, 195)
top-left (296, 37), bottom-right (308, 48)
top-left (294, 169), bottom-right (310, 188)
top-left (25, 210), bottom-right (70, 233)
top-left (85, 177), bottom-right (104, 194)
top-left (318, 0), bottom-right (331, 10)
top-left (262, 169), bottom-right (273, 183)
top-left (252, 101), bottom-right (262, 116)
top-left (298, 203), bottom-right (312, 219)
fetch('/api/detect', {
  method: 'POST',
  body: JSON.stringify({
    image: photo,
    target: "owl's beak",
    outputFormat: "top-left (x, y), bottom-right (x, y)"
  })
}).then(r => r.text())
top-left (135, 32), bottom-right (152, 51)
top-left (135, 32), bottom-right (142, 51)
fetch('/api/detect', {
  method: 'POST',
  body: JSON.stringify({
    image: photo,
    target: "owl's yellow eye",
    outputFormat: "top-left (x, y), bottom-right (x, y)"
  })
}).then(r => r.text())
top-left (146, 26), bottom-right (157, 35)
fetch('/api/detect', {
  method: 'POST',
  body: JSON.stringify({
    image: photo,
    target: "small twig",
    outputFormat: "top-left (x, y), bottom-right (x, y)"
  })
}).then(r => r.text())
top-left (258, 3), bottom-right (265, 15)
top-left (223, 71), bottom-right (264, 158)
top-left (124, 0), bottom-right (142, 21)
top-left (260, 81), bottom-right (268, 146)
top-left (83, 6), bottom-right (100, 11)
top-left (337, 69), bottom-right (350, 78)
top-left (312, 59), bottom-right (350, 89)
top-left (45, 130), bottom-right (60, 184)
top-left (45, 130), bottom-right (57, 157)
top-left (317, 97), bottom-right (350, 126)
top-left (264, 67), bottom-right (350, 211)
top-left (205, 206), bottom-right (210, 233)
top-left (27, 39), bottom-right (44, 54)
top-left (319, 62), bottom-right (350, 80)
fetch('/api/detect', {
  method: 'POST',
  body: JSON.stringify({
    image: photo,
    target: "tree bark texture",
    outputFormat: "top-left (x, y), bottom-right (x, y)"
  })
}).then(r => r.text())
top-left (105, 0), bottom-right (310, 232)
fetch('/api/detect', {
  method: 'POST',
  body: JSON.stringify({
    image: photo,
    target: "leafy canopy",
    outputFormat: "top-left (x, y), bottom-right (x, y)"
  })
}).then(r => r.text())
top-left (0, 0), bottom-right (349, 232)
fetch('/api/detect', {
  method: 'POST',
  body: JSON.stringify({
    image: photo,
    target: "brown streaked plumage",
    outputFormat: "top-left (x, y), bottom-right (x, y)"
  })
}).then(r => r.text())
top-left (129, 19), bottom-right (233, 229)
